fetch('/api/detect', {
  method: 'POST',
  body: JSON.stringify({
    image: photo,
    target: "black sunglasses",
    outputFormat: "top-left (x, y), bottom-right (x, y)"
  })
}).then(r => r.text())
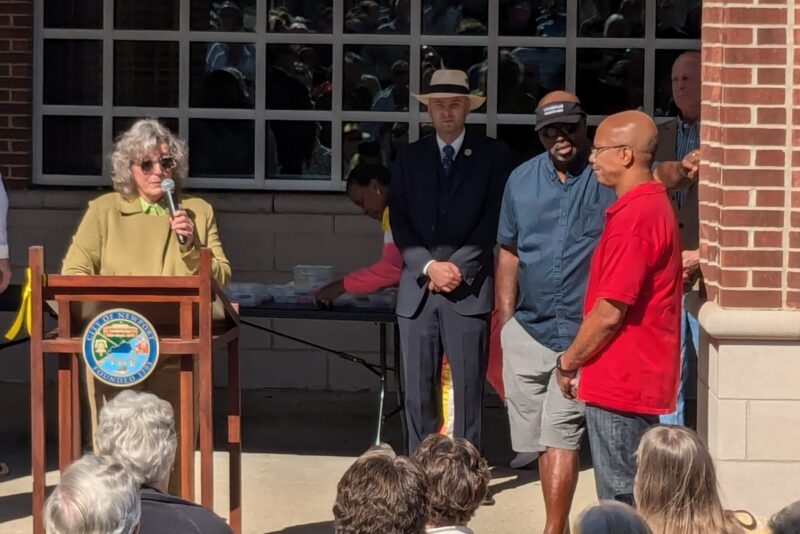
top-left (136, 157), bottom-right (177, 175)
top-left (541, 123), bottom-right (581, 139)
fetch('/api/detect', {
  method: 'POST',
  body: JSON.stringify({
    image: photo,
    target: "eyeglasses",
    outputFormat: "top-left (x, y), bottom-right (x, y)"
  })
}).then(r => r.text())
top-left (134, 157), bottom-right (177, 175)
top-left (590, 144), bottom-right (630, 156)
top-left (541, 123), bottom-right (580, 139)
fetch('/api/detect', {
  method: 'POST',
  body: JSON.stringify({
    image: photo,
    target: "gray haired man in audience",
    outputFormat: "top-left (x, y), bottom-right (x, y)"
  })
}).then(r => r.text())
top-left (95, 390), bottom-right (232, 534)
top-left (44, 454), bottom-right (141, 534)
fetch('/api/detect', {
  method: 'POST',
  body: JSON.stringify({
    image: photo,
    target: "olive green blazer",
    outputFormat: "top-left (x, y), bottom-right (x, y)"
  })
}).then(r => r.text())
top-left (61, 192), bottom-right (231, 286)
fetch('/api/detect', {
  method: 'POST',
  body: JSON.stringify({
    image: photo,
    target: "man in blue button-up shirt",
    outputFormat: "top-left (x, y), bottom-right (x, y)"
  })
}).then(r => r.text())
top-left (496, 92), bottom-right (615, 534)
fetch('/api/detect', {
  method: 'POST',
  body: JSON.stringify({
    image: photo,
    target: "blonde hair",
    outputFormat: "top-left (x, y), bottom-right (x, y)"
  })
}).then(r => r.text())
top-left (110, 119), bottom-right (188, 199)
top-left (634, 425), bottom-right (743, 534)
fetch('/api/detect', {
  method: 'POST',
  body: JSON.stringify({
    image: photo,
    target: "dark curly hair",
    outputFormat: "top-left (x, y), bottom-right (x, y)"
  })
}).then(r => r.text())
top-left (412, 434), bottom-right (490, 527)
top-left (333, 444), bottom-right (429, 534)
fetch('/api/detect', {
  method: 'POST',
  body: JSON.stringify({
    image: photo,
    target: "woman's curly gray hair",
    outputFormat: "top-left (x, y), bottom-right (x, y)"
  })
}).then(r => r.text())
top-left (95, 390), bottom-right (177, 487)
top-left (110, 119), bottom-right (188, 198)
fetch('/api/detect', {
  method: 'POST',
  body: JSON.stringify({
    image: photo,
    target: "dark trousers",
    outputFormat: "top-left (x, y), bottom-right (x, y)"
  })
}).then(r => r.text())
top-left (585, 404), bottom-right (658, 501)
top-left (398, 292), bottom-right (489, 453)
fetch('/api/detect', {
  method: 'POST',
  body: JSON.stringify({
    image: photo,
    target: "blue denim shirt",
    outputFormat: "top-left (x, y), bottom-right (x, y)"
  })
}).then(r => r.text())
top-left (497, 152), bottom-right (616, 352)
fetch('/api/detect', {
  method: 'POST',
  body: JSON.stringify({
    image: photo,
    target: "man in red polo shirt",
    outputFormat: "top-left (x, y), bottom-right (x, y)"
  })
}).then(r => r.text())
top-left (555, 110), bottom-right (682, 502)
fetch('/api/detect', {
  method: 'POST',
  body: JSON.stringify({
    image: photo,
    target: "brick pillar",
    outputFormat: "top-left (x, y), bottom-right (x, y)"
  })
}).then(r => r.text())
top-left (0, 0), bottom-right (32, 186)
top-left (694, 1), bottom-right (800, 515)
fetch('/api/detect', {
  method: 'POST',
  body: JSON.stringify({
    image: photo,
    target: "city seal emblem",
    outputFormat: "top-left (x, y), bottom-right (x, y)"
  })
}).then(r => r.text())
top-left (82, 308), bottom-right (159, 387)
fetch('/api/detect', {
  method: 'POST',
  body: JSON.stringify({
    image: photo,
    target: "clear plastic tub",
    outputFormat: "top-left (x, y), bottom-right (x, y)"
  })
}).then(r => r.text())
top-left (293, 265), bottom-right (336, 291)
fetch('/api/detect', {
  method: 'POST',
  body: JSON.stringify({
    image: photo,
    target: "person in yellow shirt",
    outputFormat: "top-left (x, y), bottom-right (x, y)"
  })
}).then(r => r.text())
top-left (62, 119), bottom-right (230, 494)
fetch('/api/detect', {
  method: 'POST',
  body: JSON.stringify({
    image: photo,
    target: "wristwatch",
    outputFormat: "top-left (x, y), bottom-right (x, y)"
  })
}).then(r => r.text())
top-left (556, 353), bottom-right (578, 377)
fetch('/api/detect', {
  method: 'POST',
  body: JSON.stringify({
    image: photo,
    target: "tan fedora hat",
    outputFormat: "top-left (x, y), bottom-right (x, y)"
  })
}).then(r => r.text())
top-left (412, 69), bottom-right (486, 111)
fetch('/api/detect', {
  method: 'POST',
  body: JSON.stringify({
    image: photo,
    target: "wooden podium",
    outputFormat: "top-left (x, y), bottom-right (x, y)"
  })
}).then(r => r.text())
top-left (27, 246), bottom-right (242, 533)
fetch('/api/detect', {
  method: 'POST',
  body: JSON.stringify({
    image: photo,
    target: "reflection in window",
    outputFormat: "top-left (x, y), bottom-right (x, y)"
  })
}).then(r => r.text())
top-left (44, 1), bottom-right (102, 29)
top-left (578, 0), bottom-right (644, 38)
top-left (419, 45), bottom-right (486, 112)
top-left (535, 0), bottom-right (567, 37)
top-left (576, 48), bottom-right (643, 115)
top-left (44, 40), bottom-right (103, 106)
top-left (344, 0), bottom-right (410, 34)
top-left (113, 117), bottom-right (179, 140)
top-left (422, 0), bottom-right (487, 35)
top-left (497, 124), bottom-right (544, 168)
top-left (267, 1), bottom-right (333, 33)
top-left (115, 0), bottom-right (179, 30)
top-left (190, 0), bottom-right (257, 31)
top-left (266, 44), bottom-right (332, 110)
top-left (342, 122), bottom-right (408, 177)
top-left (43, 116), bottom-right (103, 175)
top-left (191, 43), bottom-right (255, 108)
top-left (657, 0), bottom-right (700, 39)
top-left (497, 48), bottom-right (565, 113)
top-left (268, 121), bottom-right (332, 179)
top-left (343, 46), bottom-right (409, 111)
top-left (189, 119), bottom-right (254, 178)
top-left (499, 0), bottom-right (567, 36)
top-left (114, 41), bottom-right (179, 107)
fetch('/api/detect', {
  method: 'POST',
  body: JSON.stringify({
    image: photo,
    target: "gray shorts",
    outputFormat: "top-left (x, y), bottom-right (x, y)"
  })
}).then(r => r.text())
top-left (501, 317), bottom-right (585, 451)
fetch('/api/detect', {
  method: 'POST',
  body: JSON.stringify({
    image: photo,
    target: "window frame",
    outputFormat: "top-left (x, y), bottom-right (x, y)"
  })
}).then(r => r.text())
top-left (32, 0), bottom-right (700, 191)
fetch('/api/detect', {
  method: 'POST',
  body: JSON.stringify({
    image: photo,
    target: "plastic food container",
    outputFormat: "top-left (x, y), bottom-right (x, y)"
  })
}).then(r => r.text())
top-left (226, 283), bottom-right (265, 307)
top-left (293, 265), bottom-right (336, 291)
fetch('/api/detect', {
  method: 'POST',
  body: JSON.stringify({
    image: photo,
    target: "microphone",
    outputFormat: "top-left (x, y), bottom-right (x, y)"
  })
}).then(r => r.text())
top-left (160, 178), bottom-right (187, 245)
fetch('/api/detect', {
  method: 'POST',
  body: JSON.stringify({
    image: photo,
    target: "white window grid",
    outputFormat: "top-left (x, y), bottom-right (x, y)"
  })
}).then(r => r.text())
top-left (32, 0), bottom-right (699, 191)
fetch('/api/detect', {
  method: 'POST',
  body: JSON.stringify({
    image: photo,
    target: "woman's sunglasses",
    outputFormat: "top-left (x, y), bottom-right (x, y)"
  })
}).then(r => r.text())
top-left (135, 157), bottom-right (177, 175)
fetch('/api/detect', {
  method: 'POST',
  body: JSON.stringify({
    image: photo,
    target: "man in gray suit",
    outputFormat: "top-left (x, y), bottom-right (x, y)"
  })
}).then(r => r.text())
top-left (389, 70), bottom-right (511, 453)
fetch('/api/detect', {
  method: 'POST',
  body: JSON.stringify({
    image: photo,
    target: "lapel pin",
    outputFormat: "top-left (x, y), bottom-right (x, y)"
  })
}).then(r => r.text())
top-left (464, 148), bottom-right (472, 157)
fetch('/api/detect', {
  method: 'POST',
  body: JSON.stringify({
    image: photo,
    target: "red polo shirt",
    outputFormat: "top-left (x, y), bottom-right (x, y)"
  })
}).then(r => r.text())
top-left (577, 180), bottom-right (682, 415)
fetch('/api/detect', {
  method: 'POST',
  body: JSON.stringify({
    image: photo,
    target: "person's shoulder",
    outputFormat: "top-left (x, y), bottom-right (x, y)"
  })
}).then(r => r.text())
top-left (508, 152), bottom-right (548, 185)
top-left (140, 489), bottom-right (233, 533)
top-left (87, 192), bottom-right (123, 211)
top-left (181, 195), bottom-right (215, 214)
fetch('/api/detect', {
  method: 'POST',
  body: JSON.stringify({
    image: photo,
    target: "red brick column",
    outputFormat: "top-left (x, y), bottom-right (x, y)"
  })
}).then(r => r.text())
top-left (0, 0), bottom-right (33, 186)
top-left (700, 2), bottom-right (800, 310)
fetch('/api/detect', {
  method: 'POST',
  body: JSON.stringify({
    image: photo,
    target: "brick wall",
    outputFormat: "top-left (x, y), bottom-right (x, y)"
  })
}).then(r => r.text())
top-left (0, 0), bottom-right (33, 185)
top-left (701, 1), bottom-right (800, 310)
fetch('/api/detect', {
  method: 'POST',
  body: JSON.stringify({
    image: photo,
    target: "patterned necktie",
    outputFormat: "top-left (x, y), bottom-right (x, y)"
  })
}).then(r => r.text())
top-left (442, 144), bottom-right (455, 175)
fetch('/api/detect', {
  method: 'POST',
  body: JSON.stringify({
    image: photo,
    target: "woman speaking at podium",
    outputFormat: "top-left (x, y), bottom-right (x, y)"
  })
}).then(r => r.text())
top-left (61, 119), bottom-right (231, 493)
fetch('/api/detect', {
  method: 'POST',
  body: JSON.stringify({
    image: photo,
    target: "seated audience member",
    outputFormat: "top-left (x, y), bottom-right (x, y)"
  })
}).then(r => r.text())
top-left (333, 444), bottom-right (429, 534)
top-left (95, 390), bottom-right (233, 534)
top-left (44, 454), bottom-right (140, 534)
top-left (411, 434), bottom-right (490, 533)
top-left (769, 501), bottom-right (800, 534)
top-left (634, 425), bottom-right (766, 534)
top-left (574, 501), bottom-right (652, 534)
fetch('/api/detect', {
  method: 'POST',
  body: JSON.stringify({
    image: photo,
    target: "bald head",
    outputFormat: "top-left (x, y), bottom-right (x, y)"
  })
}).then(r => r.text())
top-left (672, 51), bottom-right (701, 119)
top-left (538, 90), bottom-right (580, 108)
top-left (596, 110), bottom-right (658, 160)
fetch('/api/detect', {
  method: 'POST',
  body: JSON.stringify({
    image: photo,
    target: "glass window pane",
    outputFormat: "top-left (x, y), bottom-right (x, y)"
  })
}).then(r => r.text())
top-left (499, 0), bottom-right (566, 37)
top-left (497, 124), bottom-right (544, 168)
top-left (44, 1), bottom-right (102, 29)
top-left (578, 0), bottom-right (644, 38)
top-left (343, 45), bottom-right (409, 111)
top-left (420, 45), bottom-right (487, 112)
top-left (113, 117), bottom-right (179, 140)
top-left (190, 0), bottom-right (257, 31)
top-left (422, 0), bottom-right (487, 35)
top-left (115, 0), bottom-right (179, 30)
top-left (344, 0), bottom-right (409, 34)
top-left (191, 42), bottom-right (255, 108)
top-left (657, 0), bottom-right (700, 39)
top-left (576, 48), bottom-right (644, 115)
top-left (341, 121), bottom-right (407, 177)
top-left (497, 47), bottom-right (565, 113)
top-left (43, 40), bottom-right (102, 106)
top-left (267, 1), bottom-right (333, 33)
top-left (654, 49), bottom-right (691, 117)
top-left (266, 44), bottom-right (332, 110)
top-left (43, 116), bottom-right (102, 175)
top-left (268, 121), bottom-right (332, 179)
top-left (114, 41), bottom-right (179, 107)
top-left (189, 119), bottom-right (254, 178)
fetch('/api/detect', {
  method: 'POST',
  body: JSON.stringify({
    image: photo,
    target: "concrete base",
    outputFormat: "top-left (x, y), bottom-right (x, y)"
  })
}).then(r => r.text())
top-left (688, 292), bottom-right (800, 516)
